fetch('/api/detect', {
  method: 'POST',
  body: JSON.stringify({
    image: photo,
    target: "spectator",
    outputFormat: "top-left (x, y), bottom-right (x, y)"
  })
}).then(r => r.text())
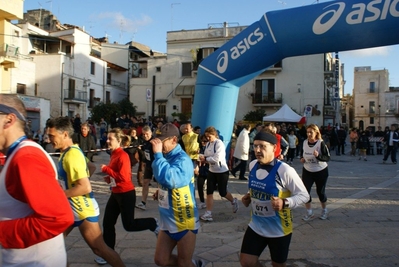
top-left (231, 124), bottom-right (251, 180)
top-left (358, 131), bottom-right (370, 161)
top-left (72, 122), bottom-right (97, 162)
top-left (382, 125), bottom-right (398, 164)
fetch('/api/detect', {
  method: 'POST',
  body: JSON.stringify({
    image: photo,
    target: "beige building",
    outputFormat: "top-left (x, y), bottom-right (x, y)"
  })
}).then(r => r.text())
top-left (352, 66), bottom-right (398, 131)
top-left (0, 0), bottom-right (51, 132)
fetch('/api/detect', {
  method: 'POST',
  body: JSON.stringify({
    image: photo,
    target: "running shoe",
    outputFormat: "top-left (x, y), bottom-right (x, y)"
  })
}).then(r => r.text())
top-left (319, 209), bottom-right (328, 220)
top-left (153, 218), bottom-right (160, 237)
top-left (200, 213), bottom-right (213, 222)
top-left (135, 202), bottom-right (146, 210)
top-left (232, 198), bottom-right (239, 213)
top-left (94, 256), bottom-right (107, 265)
top-left (302, 211), bottom-right (315, 221)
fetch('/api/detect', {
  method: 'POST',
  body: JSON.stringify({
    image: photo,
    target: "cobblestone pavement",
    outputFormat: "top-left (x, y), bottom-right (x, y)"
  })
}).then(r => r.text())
top-left (66, 150), bottom-right (399, 267)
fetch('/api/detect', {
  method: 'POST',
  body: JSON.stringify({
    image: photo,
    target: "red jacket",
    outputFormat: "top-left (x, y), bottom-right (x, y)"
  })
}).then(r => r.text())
top-left (102, 147), bottom-right (135, 193)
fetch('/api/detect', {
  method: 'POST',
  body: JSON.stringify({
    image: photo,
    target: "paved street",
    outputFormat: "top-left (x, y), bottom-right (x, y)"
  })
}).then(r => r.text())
top-left (66, 149), bottom-right (399, 267)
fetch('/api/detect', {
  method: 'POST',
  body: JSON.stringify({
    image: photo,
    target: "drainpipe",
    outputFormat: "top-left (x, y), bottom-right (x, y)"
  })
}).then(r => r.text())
top-left (61, 62), bottom-right (64, 116)
top-left (152, 75), bottom-right (156, 118)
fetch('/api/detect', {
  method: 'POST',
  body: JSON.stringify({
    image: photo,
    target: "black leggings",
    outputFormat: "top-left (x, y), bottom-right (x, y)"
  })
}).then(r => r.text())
top-left (206, 171), bottom-right (229, 197)
top-left (302, 167), bottom-right (328, 203)
top-left (197, 175), bottom-right (207, 203)
top-left (102, 190), bottom-right (156, 249)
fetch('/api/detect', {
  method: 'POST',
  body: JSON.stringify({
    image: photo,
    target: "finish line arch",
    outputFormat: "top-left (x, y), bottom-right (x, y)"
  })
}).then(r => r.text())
top-left (192, 0), bottom-right (399, 147)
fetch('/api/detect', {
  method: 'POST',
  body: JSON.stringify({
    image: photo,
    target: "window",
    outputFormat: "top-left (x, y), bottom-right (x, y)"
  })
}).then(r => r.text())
top-left (89, 89), bottom-right (95, 108)
top-left (156, 66), bottom-right (161, 72)
top-left (158, 104), bottom-right (166, 119)
top-left (90, 62), bottom-right (95, 75)
top-left (34, 83), bottom-right (38, 96)
top-left (370, 117), bottom-right (374, 124)
top-left (181, 62), bottom-right (192, 77)
top-left (16, 83), bottom-right (26, 94)
top-left (369, 101), bottom-right (375, 114)
top-left (107, 73), bottom-right (111, 85)
top-left (255, 79), bottom-right (276, 103)
top-left (68, 79), bottom-right (76, 98)
top-left (369, 82), bottom-right (375, 93)
top-left (65, 45), bottom-right (71, 55)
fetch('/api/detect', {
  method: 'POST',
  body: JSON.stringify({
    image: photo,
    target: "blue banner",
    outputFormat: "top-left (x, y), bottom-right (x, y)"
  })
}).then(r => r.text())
top-left (193, 0), bottom-right (399, 150)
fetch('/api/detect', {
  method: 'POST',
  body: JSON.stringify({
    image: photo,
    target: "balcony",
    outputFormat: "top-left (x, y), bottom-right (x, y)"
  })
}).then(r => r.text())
top-left (252, 93), bottom-right (283, 107)
top-left (107, 79), bottom-right (126, 90)
top-left (63, 89), bottom-right (87, 104)
top-left (0, 43), bottom-right (19, 68)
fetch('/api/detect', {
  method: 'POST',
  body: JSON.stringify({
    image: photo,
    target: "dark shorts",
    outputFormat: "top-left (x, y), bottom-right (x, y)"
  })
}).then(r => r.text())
top-left (164, 229), bottom-right (198, 241)
top-left (240, 226), bottom-right (292, 264)
top-left (144, 166), bottom-right (153, 180)
top-left (206, 171), bottom-right (229, 197)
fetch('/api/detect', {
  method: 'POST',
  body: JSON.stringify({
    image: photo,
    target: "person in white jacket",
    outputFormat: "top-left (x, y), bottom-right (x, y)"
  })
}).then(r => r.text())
top-left (231, 124), bottom-right (251, 180)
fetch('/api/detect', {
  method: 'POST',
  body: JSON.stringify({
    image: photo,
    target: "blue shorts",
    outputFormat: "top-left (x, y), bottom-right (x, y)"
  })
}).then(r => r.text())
top-left (165, 229), bottom-right (198, 241)
top-left (73, 215), bottom-right (99, 227)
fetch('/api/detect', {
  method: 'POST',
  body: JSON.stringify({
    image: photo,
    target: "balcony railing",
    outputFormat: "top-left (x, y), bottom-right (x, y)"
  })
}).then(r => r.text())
top-left (0, 43), bottom-right (19, 58)
top-left (63, 89), bottom-right (87, 103)
top-left (252, 93), bottom-right (283, 104)
top-left (107, 79), bottom-right (126, 90)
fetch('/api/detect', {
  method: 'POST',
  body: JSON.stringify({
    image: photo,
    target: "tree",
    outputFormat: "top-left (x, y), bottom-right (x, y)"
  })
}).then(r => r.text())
top-left (90, 98), bottom-right (136, 125)
top-left (243, 109), bottom-right (266, 122)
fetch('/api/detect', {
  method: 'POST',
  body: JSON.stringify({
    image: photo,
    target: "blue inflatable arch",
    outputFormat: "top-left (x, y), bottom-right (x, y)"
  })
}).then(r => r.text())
top-left (192, 0), bottom-right (399, 146)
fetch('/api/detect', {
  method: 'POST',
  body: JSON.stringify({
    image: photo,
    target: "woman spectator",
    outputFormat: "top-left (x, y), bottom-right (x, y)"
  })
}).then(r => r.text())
top-left (94, 128), bottom-right (159, 265)
top-left (300, 124), bottom-right (330, 221)
top-left (199, 126), bottom-right (238, 222)
top-left (349, 128), bottom-right (359, 156)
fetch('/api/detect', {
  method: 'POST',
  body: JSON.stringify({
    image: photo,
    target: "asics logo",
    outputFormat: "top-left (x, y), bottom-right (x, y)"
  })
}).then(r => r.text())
top-left (217, 27), bottom-right (264, 74)
top-left (313, 0), bottom-right (399, 35)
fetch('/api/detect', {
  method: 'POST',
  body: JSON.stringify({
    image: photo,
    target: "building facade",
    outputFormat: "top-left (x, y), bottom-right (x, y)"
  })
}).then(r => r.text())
top-left (353, 66), bottom-right (399, 131)
top-left (16, 9), bottom-right (129, 123)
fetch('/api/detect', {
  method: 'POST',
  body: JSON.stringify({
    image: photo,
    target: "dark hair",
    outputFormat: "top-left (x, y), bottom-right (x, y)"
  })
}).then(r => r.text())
top-left (47, 117), bottom-right (74, 137)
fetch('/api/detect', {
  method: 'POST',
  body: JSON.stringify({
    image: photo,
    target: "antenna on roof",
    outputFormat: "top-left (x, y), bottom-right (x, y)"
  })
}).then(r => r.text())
top-left (46, 0), bottom-right (52, 12)
top-left (38, 2), bottom-right (43, 28)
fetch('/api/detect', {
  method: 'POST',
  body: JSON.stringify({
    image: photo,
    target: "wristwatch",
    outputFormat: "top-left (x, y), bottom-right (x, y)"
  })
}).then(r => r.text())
top-left (283, 199), bottom-right (289, 208)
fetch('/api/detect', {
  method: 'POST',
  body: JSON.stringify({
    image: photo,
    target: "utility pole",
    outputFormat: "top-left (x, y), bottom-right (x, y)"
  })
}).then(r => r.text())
top-left (334, 52), bottom-right (341, 126)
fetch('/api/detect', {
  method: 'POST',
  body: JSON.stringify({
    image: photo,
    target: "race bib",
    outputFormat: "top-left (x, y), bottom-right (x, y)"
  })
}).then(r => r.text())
top-left (251, 199), bottom-right (275, 217)
top-left (158, 188), bottom-right (169, 209)
top-left (305, 157), bottom-right (318, 163)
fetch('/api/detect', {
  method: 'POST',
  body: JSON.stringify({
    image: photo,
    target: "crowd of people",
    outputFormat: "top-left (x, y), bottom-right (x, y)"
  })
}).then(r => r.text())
top-left (1, 94), bottom-right (398, 267)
